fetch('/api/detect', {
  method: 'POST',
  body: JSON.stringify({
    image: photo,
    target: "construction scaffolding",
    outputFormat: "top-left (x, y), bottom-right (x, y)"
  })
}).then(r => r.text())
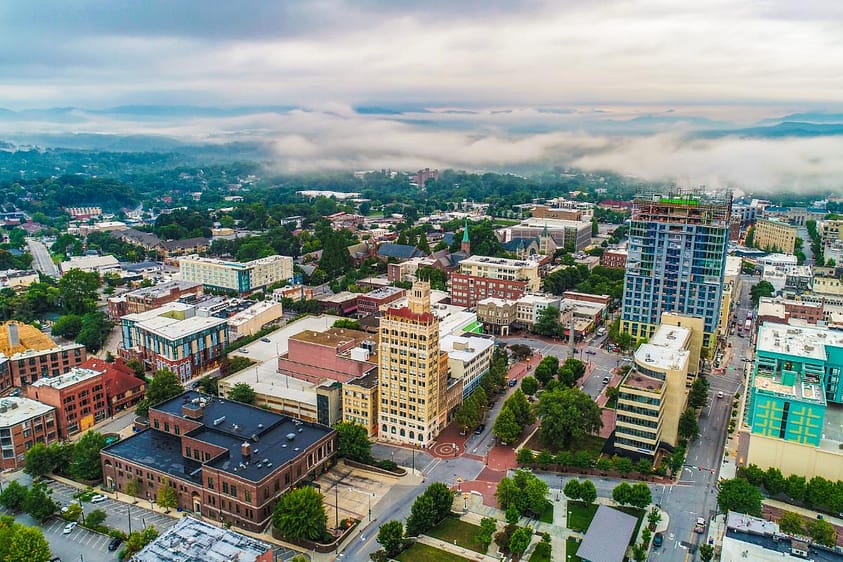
top-left (633, 189), bottom-right (733, 226)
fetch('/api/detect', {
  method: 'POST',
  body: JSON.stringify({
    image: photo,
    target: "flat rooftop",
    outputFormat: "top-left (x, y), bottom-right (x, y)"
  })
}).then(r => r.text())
top-left (317, 291), bottom-right (359, 303)
top-left (290, 327), bottom-right (368, 347)
top-left (346, 370), bottom-right (378, 389)
top-left (622, 371), bottom-right (665, 393)
top-left (756, 323), bottom-right (843, 361)
top-left (635, 325), bottom-right (691, 372)
top-left (461, 255), bottom-right (537, 268)
top-left (133, 516), bottom-right (271, 562)
top-left (29, 367), bottom-right (102, 390)
top-left (440, 334), bottom-right (494, 362)
top-left (104, 429), bottom-right (198, 484)
top-left (0, 397), bottom-right (54, 427)
top-left (138, 314), bottom-right (227, 340)
top-left (122, 301), bottom-right (193, 323)
top-left (360, 286), bottom-right (405, 300)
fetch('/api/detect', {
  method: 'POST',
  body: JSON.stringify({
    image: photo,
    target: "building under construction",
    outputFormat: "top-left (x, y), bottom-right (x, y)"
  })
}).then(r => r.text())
top-left (621, 190), bottom-right (732, 358)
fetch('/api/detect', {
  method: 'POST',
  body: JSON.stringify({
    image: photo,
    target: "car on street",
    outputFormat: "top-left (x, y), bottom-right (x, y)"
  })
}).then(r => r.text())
top-left (260, 337), bottom-right (271, 343)
top-left (717, 391), bottom-right (724, 399)
top-left (602, 376), bottom-right (611, 384)
top-left (474, 424), bottom-right (485, 435)
top-left (239, 349), bottom-right (249, 354)
top-left (108, 536), bottom-right (123, 551)
top-left (90, 494), bottom-right (108, 503)
top-left (586, 350), bottom-right (596, 355)
top-left (653, 533), bottom-right (663, 547)
top-left (62, 522), bottom-right (78, 534)
top-left (695, 517), bottom-right (706, 533)
top-left (508, 378), bottom-right (517, 387)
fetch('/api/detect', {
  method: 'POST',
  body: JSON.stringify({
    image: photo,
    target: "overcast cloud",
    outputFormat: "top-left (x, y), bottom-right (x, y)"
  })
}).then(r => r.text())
top-left (2, 0), bottom-right (843, 190)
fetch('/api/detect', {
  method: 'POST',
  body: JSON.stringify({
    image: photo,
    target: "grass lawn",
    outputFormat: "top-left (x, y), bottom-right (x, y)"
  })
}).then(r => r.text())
top-left (567, 501), bottom-right (598, 532)
top-left (566, 538), bottom-right (583, 562)
top-left (538, 501), bottom-right (554, 524)
top-left (529, 541), bottom-right (552, 562)
top-left (396, 543), bottom-right (471, 562)
top-left (426, 517), bottom-right (486, 554)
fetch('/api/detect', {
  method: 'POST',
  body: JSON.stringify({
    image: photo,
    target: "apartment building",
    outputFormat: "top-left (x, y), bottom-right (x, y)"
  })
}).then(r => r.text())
top-left (179, 255), bottom-right (294, 294)
top-left (378, 282), bottom-right (450, 446)
top-left (615, 324), bottom-right (693, 457)
top-left (753, 218), bottom-right (798, 254)
top-left (600, 248), bottom-right (628, 269)
top-left (100, 391), bottom-right (336, 532)
top-left (450, 255), bottom-right (541, 308)
top-left (621, 191), bottom-right (731, 355)
top-left (119, 302), bottom-right (228, 382)
top-left (0, 397), bottom-right (58, 470)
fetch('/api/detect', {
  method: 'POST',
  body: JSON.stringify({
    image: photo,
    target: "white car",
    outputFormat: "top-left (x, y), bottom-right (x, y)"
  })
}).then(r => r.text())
top-left (62, 522), bottom-right (78, 534)
top-left (90, 494), bottom-right (108, 503)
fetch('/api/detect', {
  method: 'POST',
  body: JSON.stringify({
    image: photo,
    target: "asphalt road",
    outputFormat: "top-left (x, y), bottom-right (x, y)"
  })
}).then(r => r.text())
top-left (26, 237), bottom-right (60, 278)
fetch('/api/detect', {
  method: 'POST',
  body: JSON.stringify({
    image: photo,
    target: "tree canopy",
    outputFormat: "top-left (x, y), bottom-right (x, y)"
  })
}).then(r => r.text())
top-left (335, 421), bottom-right (372, 463)
top-left (717, 478), bottom-right (763, 516)
top-left (273, 487), bottom-right (328, 541)
top-left (227, 382), bottom-right (256, 405)
top-left (537, 387), bottom-right (603, 448)
top-left (136, 368), bottom-right (184, 417)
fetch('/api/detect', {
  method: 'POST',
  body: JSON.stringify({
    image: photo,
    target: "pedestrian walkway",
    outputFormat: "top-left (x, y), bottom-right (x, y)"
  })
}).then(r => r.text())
top-left (416, 534), bottom-right (499, 561)
top-left (763, 498), bottom-right (843, 528)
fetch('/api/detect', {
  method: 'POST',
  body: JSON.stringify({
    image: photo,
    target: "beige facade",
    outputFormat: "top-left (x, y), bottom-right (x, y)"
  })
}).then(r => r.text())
top-left (226, 300), bottom-right (283, 341)
top-left (753, 219), bottom-right (797, 254)
top-left (218, 376), bottom-right (318, 422)
top-left (477, 298), bottom-right (517, 334)
top-left (342, 373), bottom-right (378, 436)
top-left (377, 281), bottom-right (449, 446)
top-left (458, 256), bottom-right (541, 292)
top-left (180, 255), bottom-right (293, 293)
top-left (615, 324), bottom-right (693, 456)
top-left (813, 275), bottom-right (843, 296)
top-left (819, 219), bottom-right (843, 246)
top-left (747, 433), bottom-right (843, 481)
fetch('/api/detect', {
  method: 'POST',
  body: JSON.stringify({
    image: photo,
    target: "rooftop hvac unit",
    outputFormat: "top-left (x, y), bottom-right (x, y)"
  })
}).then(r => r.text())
top-left (213, 416), bottom-right (226, 426)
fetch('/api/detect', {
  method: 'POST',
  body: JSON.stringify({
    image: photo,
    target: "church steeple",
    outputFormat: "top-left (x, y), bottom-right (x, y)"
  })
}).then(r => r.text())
top-left (460, 218), bottom-right (471, 254)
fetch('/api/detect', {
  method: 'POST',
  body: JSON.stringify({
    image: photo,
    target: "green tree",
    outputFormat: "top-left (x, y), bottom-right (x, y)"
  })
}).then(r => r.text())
top-left (70, 431), bottom-right (107, 481)
top-left (785, 474), bottom-right (807, 502)
top-left (614, 456), bottom-right (634, 475)
top-left (62, 502), bottom-right (82, 522)
top-left (516, 448), bottom-right (535, 465)
top-left (76, 311), bottom-right (113, 352)
top-left (156, 482), bottom-right (178, 512)
top-left (505, 503), bottom-right (520, 525)
top-left (57, 269), bottom-right (101, 315)
top-left (509, 526), bottom-right (532, 556)
top-left (0, 481), bottom-right (28, 512)
top-left (273, 487), bottom-right (328, 541)
top-left (227, 382), bottom-right (256, 405)
top-left (6, 525), bottom-right (51, 562)
top-left (579, 480), bottom-right (597, 504)
top-left (764, 467), bottom-right (786, 496)
top-left (335, 421), bottom-right (373, 463)
top-left (524, 476), bottom-right (550, 515)
top-left (120, 526), bottom-right (160, 560)
top-left (136, 368), bottom-right (184, 417)
top-left (613, 482), bottom-right (634, 506)
top-left (86, 508), bottom-right (107, 527)
top-left (520, 376), bottom-right (538, 396)
top-left (678, 408), bottom-right (699, 440)
top-left (777, 511), bottom-right (805, 536)
top-left (377, 520), bottom-right (407, 557)
top-left (406, 494), bottom-right (437, 536)
top-left (51, 314), bottom-right (83, 339)
top-left (647, 507), bottom-right (662, 530)
top-left (319, 228), bottom-right (354, 278)
top-left (125, 478), bottom-right (143, 499)
top-left (699, 544), bottom-right (714, 562)
top-left (425, 482), bottom-right (455, 522)
top-left (24, 443), bottom-right (58, 478)
top-left (739, 464), bottom-right (766, 486)
top-left (807, 476), bottom-right (834, 508)
top-left (717, 478), bottom-right (763, 516)
top-left (750, 280), bottom-right (775, 306)
top-left (455, 398), bottom-right (481, 435)
top-left (537, 387), bottom-right (603, 448)
top-left (126, 358), bottom-right (145, 379)
top-left (23, 482), bottom-right (56, 521)
top-left (477, 517), bottom-right (497, 549)
top-left (807, 517), bottom-right (837, 546)
top-left (533, 306), bottom-right (561, 337)
top-left (628, 482), bottom-right (652, 509)
top-left (332, 318), bottom-right (362, 331)
top-left (562, 478), bottom-right (581, 500)
top-left (493, 407), bottom-right (522, 444)
top-left (688, 376), bottom-right (709, 409)
top-left (503, 390), bottom-right (535, 428)
top-left (631, 543), bottom-right (647, 562)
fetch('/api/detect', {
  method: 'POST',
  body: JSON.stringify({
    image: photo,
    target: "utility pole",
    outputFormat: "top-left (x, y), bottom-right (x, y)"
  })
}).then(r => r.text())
top-left (128, 503), bottom-right (132, 535)
top-left (335, 485), bottom-right (339, 530)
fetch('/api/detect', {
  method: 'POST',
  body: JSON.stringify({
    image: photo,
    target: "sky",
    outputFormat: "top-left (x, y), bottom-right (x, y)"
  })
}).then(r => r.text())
top-left (2, 0), bottom-right (843, 190)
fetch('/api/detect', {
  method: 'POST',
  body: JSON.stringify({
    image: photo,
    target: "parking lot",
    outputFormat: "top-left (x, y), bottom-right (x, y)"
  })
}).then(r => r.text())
top-left (46, 479), bottom-right (177, 536)
top-left (315, 462), bottom-right (397, 528)
top-left (42, 516), bottom-right (118, 562)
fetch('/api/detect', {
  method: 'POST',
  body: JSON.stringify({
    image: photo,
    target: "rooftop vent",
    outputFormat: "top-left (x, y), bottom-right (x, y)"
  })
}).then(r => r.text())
top-left (286, 433), bottom-right (296, 441)
top-left (241, 442), bottom-right (251, 458)
top-left (213, 416), bottom-right (226, 426)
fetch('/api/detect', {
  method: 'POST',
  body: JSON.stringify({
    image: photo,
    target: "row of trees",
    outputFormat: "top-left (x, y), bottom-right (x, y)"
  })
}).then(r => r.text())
top-left (24, 430), bottom-right (108, 481)
top-left (739, 464), bottom-right (843, 513)
top-left (518, 443), bottom-right (685, 478)
top-left (0, 481), bottom-right (58, 522)
top-left (0, 514), bottom-right (52, 562)
top-left (492, 389), bottom-right (534, 445)
top-left (372, 483), bottom-right (455, 560)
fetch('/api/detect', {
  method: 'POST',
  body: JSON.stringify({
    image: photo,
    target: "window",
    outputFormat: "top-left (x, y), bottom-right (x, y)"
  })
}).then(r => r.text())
top-left (208, 478), bottom-right (214, 490)
top-left (185, 446), bottom-right (191, 457)
top-left (222, 482), bottom-right (229, 494)
top-left (164, 422), bottom-right (170, 432)
top-left (230, 485), bottom-right (237, 498)
top-left (245, 490), bottom-right (251, 502)
top-left (153, 419), bottom-right (159, 429)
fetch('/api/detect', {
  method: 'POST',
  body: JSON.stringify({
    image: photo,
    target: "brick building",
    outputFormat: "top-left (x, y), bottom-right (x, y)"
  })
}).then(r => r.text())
top-left (26, 358), bottom-right (145, 438)
top-left (7, 344), bottom-right (87, 388)
top-left (0, 397), bottom-right (58, 470)
top-left (133, 516), bottom-right (273, 562)
top-left (356, 286), bottom-right (406, 316)
top-left (107, 280), bottom-right (204, 319)
top-left (277, 328), bottom-right (376, 385)
top-left (449, 273), bottom-right (528, 308)
top-left (600, 248), bottom-right (628, 269)
top-left (100, 391), bottom-right (336, 532)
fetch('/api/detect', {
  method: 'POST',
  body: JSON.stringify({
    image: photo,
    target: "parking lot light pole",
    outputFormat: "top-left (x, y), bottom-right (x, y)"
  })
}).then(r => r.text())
top-left (128, 503), bottom-right (132, 535)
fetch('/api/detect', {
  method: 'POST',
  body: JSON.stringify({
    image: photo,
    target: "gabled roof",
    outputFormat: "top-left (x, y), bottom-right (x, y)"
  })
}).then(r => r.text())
top-left (377, 243), bottom-right (424, 260)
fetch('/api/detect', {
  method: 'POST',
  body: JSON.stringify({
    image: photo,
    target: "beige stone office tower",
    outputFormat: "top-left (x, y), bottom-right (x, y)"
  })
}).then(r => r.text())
top-left (377, 281), bottom-right (448, 447)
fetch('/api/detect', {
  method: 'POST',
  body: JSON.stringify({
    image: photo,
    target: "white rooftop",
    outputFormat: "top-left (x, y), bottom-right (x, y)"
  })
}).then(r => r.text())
top-left (227, 300), bottom-right (282, 327)
top-left (0, 397), bottom-right (54, 427)
top-left (635, 325), bottom-right (691, 371)
top-left (30, 367), bottom-right (102, 390)
top-left (756, 322), bottom-right (843, 361)
top-left (139, 314), bottom-right (227, 340)
top-left (725, 255), bottom-right (742, 277)
top-left (440, 335), bottom-right (494, 363)
top-left (122, 301), bottom-right (194, 323)
top-left (461, 255), bottom-right (539, 268)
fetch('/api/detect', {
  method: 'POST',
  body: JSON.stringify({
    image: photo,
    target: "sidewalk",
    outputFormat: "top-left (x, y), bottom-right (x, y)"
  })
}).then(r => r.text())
top-left (416, 535), bottom-right (499, 561)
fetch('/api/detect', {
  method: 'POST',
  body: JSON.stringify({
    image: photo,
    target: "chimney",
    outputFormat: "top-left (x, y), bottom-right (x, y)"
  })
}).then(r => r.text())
top-left (8, 323), bottom-right (19, 348)
top-left (241, 442), bottom-right (251, 458)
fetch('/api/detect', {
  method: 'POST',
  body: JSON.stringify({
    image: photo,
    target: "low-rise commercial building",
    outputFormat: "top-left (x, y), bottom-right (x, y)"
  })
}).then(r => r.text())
top-left (316, 291), bottom-right (359, 316)
top-left (107, 280), bottom-right (204, 319)
top-left (0, 397), bottom-right (57, 470)
top-left (500, 217), bottom-right (593, 252)
top-left (615, 324), bottom-right (693, 456)
top-left (226, 300), bottom-right (283, 341)
top-left (440, 335), bottom-right (493, 399)
top-left (600, 248), bottom-right (628, 269)
top-left (342, 372), bottom-right (379, 436)
top-left (753, 218), bottom-right (798, 254)
top-left (357, 286), bottom-right (406, 316)
top-left (60, 254), bottom-right (121, 275)
top-left (119, 302), bottom-right (228, 381)
top-left (0, 270), bottom-right (38, 289)
top-left (450, 255), bottom-right (542, 308)
top-left (278, 328), bottom-right (375, 385)
top-left (132, 516), bottom-right (273, 562)
top-left (101, 391), bottom-right (336, 532)
top-left (179, 255), bottom-right (294, 294)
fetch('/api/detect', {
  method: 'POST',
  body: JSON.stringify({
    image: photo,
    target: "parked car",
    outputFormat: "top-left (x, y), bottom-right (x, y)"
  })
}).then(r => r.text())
top-left (62, 522), bottom-right (77, 535)
top-left (694, 517), bottom-right (706, 533)
top-left (90, 494), bottom-right (108, 503)
top-left (653, 533), bottom-right (663, 547)
top-left (108, 536), bottom-right (123, 551)
top-left (602, 376), bottom-right (611, 384)
top-left (508, 378), bottom-right (517, 387)
top-left (474, 424), bottom-right (486, 435)
top-left (260, 337), bottom-right (271, 343)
